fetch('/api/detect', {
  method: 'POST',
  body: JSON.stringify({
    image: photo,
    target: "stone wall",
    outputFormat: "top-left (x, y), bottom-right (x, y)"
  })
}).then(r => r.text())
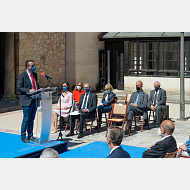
top-left (124, 76), bottom-right (190, 95)
top-left (15, 32), bottom-right (65, 96)
top-left (66, 32), bottom-right (104, 91)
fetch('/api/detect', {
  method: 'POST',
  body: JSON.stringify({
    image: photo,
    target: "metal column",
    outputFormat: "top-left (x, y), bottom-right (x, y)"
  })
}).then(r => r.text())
top-left (180, 32), bottom-right (185, 120)
top-left (107, 50), bottom-right (110, 84)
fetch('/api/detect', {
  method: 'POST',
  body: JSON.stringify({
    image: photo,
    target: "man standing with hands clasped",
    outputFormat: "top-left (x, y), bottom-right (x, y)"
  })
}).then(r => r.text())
top-left (17, 60), bottom-right (40, 143)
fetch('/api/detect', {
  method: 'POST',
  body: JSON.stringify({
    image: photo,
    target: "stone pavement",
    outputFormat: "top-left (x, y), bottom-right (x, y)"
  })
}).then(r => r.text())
top-left (0, 91), bottom-right (190, 155)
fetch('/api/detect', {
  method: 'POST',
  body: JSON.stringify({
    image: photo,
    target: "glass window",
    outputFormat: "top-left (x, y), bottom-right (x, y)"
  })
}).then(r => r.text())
top-left (127, 40), bottom-right (190, 77)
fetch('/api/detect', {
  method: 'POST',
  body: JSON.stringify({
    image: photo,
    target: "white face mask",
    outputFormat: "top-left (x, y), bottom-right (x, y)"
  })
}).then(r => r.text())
top-left (158, 128), bottom-right (162, 137)
top-left (77, 86), bottom-right (81, 90)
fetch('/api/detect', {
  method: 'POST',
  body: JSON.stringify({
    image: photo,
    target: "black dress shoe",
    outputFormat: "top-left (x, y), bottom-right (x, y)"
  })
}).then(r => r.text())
top-left (28, 136), bottom-right (36, 142)
top-left (66, 131), bottom-right (74, 137)
top-left (77, 133), bottom-right (84, 139)
top-left (21, 138), bottom-right (30, 143)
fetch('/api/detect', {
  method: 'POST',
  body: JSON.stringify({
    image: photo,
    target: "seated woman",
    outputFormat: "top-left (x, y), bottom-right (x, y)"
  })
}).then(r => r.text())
top-left (98, 83), bottom-right (116, 128)
top-left (72, 82), bottom-right (85, 106)
top-left (51, 82), bottom-right (72, 133)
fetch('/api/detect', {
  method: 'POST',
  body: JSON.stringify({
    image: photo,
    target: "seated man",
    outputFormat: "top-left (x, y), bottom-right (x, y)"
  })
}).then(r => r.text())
top-left (66, 83), bottom-right (97, 139)
top-left (142, 120), bottom-right (177, 158)
top-left (148, 81), bottom-right (166, 127)
top-left (107, 126), bottom-right (131, 158)
top-left (127, 80), bottom-right (148, 130)
top-left (177, 139), bottom-right (190, 156)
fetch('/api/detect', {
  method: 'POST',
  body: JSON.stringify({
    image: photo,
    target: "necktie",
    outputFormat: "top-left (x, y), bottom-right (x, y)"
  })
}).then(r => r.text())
top-left (82, 94), bottom-right (88, 109)
top-left (135, 92), bottom-right (139, 104)
top-left (153, 91), bottom-right (158, 106)
top-left (30, 74), bottom-right (36, 90)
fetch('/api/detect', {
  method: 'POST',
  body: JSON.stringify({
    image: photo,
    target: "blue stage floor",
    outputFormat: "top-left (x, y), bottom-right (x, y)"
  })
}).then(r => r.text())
top-left (60, 141), bottom-right (147, 158)
top-left (0, 132), bottom-right (67, 158)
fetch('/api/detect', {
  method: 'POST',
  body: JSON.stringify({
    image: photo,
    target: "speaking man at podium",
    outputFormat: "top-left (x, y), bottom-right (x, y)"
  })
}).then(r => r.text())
top-left (17, 60), bottom-right (40, 143)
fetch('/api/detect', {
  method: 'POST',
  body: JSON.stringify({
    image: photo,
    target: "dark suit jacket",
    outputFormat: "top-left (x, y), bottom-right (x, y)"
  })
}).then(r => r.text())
top-left (17, 71), bottom-right (40, 107)
top-left (142, 135), bottom-right (177, 158)
top-left (148, 88), bottom-right (166, 107)
top-left (128, 90), bottom-right (148, 110)
top-left (77, 92), bottom-right (97, 121)
top-left (107, 146), bottom-right (131, 158)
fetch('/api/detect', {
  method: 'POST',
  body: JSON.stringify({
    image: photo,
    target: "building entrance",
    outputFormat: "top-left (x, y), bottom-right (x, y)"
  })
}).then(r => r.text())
top-left (99, 50), bottom-right (124, 90)
top-left (0, 33), bottom-right (5, 99)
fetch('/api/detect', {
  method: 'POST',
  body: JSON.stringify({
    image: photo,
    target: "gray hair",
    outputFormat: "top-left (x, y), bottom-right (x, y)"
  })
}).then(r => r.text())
top-left (107, 126), bottom-right (123, 146)
top-left (40, 148), bottom-right (60, 158)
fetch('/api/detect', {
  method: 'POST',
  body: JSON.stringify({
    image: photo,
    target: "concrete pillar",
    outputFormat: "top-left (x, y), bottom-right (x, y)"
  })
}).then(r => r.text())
top-left (2, 32), bottom-right (16, 101)
top-left (180, 32), bottom-right (185, 120)
top-left (107, 50), bottom-right (110, 84)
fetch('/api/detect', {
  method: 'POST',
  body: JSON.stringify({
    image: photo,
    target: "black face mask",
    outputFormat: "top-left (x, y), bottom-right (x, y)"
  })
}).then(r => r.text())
top-left (136, 86), bottom-right (140, 91)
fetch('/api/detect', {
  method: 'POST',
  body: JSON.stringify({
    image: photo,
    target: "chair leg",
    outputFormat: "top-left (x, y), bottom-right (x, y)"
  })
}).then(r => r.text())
top-left (147, 112), bottom-right (150, 130)
top-left (141, 119), bottom-right (144, 132)
top-left (105, 121), bottom-right (111, 137)
top-left (76, 121), bottom-right (79, 134)
top-left (134, 116), bottom-right (136, 127)
top-left (89, 121), bottom-right (93, 135)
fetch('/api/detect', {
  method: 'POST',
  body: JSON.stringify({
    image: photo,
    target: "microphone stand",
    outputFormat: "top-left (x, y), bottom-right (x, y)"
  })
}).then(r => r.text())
top-left (45, 77), bottom-right (64, 141)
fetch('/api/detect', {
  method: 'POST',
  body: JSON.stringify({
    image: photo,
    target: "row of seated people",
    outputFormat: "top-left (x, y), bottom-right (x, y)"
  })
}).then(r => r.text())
top-left (50, 79), bottom-right (166, 138)
top-left (127, 80), bottom-right (166, 130)
top-left (49, 80), bottom-right (190, 157)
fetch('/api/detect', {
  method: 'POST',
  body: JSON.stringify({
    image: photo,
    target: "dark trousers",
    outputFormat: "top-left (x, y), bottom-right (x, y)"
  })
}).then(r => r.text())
top-left (70, 113), bottom-right (90, 133)
top-left (21, 99), bottom-right (37, 139)
top-left (127, 105), bottom-right (144, 127)
top-left (148, 105), bottom-right (166, 125)
top-left (98, 105), bottom-right (112, 122)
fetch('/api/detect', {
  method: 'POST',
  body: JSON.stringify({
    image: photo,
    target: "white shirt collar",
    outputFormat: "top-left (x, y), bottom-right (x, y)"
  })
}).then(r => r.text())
top-left (109, 146), bottom-right (120, 155)
top-left (162, 135), bottom-right (171, 141)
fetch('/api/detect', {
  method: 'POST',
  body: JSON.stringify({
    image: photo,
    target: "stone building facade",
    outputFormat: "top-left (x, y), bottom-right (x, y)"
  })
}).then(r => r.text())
top-left (0, 32), bottom-right (103, 101)
top-left (65, 32), bottom-right (104, 90)
top-left (0, 32), bottom-right (66, 100)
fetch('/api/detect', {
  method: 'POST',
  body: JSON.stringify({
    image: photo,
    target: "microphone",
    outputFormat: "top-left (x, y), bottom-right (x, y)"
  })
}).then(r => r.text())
top-left (41, 73), bottom-right (52, 79)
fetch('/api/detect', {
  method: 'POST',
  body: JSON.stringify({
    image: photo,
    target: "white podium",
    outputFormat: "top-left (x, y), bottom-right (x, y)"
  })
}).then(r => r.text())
top-left (28, 87), bottom-right (58, 144)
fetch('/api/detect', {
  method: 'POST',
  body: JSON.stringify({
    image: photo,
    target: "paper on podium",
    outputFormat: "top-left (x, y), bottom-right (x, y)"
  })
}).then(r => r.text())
top-left (69, 111), bottom-right (81, 115)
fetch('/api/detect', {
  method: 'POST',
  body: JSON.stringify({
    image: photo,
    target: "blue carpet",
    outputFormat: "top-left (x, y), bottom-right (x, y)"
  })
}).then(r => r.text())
top-left (0, 132), bottom-right (67, 158)
top-left (60, 141), bottom-right (147, 158)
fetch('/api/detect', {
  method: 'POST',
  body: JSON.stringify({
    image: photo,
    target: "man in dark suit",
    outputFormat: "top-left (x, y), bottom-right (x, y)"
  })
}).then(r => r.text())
top-left (107, 126), bottom-right (130, 158)
top-left (66, 83), bottom-right (97, 139)
top-left (148, 81), bottom-right (166, 127)
top-left (17, 60), bottom-right (40, 143)
top-left (127, 81), bottom-right (148, 130)
top-left (142, 120), bottom-right (177, 158)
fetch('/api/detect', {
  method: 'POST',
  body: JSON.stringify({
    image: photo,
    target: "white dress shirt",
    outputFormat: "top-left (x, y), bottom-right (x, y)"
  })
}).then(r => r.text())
top-left (26, 70), bottom-right (37, 90)
top-left (153, 89), bottom-right (159, 106)
top-left (81, 92), bottom-right (90, 112)
top-left (109, 146), bottom-right (120, 155)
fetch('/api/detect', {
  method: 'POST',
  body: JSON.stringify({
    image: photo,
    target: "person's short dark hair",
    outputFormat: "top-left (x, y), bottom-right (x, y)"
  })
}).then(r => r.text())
top-left (25, 60), bottom-right (34, 69)
top-left (107, 126), bottom-right (123, 146)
